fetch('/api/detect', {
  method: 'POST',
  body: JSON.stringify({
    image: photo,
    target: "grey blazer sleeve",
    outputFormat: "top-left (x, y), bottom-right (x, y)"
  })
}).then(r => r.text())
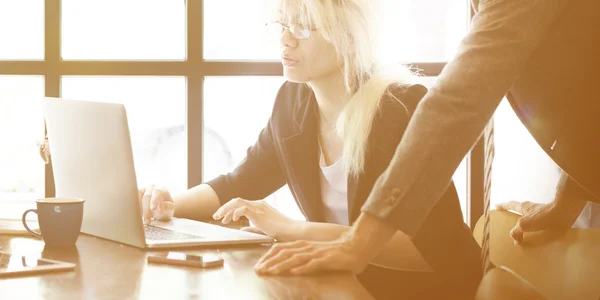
top-left (361, 0), bottom-right (569, 237)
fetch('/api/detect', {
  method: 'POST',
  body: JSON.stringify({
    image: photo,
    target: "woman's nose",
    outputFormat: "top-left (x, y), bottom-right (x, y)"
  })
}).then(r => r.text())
top-left (280, 27), bottom-right (297, 48)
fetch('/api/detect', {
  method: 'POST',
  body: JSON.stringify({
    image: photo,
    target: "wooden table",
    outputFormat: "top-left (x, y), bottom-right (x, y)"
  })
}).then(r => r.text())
top-left (474, 210), bottom-right (600, 300)
top-left (0, 234), bottom-right (373, 299)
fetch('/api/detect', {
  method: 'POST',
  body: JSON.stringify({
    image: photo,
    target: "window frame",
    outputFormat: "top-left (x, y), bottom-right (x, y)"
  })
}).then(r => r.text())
top-left (0, 0), bottom-right (483, 228)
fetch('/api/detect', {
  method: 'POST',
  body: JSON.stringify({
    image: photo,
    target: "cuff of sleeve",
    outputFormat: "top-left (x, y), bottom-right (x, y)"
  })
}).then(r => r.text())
top-left (205, 175), bottom-right (235, 207)
top-left (361, 184), bottom-right (422, 239)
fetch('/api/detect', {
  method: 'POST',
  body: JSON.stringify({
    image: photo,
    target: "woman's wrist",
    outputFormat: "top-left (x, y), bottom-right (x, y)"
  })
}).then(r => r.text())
top-left (273, 219), bottom-right (307, 242)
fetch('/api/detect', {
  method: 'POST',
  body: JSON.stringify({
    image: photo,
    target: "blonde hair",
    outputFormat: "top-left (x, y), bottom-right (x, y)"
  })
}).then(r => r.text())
top-left (277, 0), bottom-right (418, 176)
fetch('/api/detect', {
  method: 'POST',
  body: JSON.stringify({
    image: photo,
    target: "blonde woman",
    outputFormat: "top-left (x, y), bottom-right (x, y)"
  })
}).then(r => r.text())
top-left (141, 0), bottom-right (482, 298)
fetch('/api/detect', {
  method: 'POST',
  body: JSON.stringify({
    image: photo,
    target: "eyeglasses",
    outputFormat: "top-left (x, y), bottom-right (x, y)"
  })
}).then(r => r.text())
top-left (265, 21), bottom-right (316, 40)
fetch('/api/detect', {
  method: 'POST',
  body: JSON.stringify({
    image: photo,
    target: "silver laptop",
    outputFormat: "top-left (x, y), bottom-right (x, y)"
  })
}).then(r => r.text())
top-left (43, 97), bottom-right (273, 249)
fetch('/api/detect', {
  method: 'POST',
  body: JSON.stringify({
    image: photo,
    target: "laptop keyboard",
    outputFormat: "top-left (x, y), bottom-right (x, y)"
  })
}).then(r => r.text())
top-left (144, 225), bottom-right (204, 240)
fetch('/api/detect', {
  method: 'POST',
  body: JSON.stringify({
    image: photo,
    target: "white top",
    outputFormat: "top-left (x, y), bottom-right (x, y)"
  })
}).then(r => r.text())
top-left (318, 146), bottom-right (349, 226)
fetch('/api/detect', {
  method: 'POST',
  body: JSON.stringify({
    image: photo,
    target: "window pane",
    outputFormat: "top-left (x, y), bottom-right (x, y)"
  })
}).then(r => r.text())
top-left (203, 0), bottom-right (467, 62)
top-left (418, 76), bottom-right (468, 222)
top-left (0, 76), bottom-right (45, 201)
top-left (203, 77), bottom-right (306, 220)
top-left (491, 99), bottom-right (561, 208)
top-left (380, 0), bottom-right (468, 63)
top-left (203, 0), bottom-right (279, 60)
top-left (0, 0), bottom-right (44, 60)
top-left (62, 0), bottom-right (185, 60)
top-left (61, 76), bottom-right (187, 193)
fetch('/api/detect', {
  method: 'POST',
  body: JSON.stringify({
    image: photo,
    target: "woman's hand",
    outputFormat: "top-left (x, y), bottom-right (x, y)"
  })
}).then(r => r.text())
top-left (240, 227), bottom-right (267, 235)
top-left (212, 199), bottom-right (299, 240)
top-left (139, 184), bottom-right (175, 224)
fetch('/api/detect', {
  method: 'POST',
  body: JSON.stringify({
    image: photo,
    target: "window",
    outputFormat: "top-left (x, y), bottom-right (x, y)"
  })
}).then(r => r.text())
top-left (0, 0), bottom-right (44, 60)
top-left (203, 0), bottom-right (469, 63)
top-left (203, 77), bottom-right (285, 180)
top-left (0, 76), bottom-right (45, 200)
top-left (61, 0), bottom-right (186, 60)
top-left (61, 76), bottom-right (187, 193)
top-left (203, 76), bottom-right (304, 220)
top-left (2, 0), bottom-right (474, 224)
top-left (203, 0), bottom-right (279, 60)
top-left (491, 99), bottom-right (561, 208)
top-left (379, 0), bottom-right (468, 63)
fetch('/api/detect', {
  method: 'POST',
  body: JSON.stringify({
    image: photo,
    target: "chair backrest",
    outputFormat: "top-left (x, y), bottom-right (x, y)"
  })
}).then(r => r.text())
top-left (474, 210), bottom-right (600, 299)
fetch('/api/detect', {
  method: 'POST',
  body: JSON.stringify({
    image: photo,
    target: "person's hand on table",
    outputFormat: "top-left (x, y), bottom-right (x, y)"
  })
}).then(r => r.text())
top-left (212, 198), bottom-right (298, 239)
top-left (253, 213), bottom-right (396, 276)
top-left (253, 235), bottom-right (371, 275)
top-left (139, 184), bottom-right (175, 225)
top-left (496, 200), bottom-right (577, 245)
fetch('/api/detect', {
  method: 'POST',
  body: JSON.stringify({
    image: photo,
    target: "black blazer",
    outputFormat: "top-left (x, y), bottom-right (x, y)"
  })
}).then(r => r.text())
top-left (207, 81), bottom-right (482, 284)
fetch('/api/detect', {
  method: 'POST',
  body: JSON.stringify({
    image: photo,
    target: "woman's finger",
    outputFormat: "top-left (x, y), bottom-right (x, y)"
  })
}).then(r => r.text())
top-left (141, 185), bottom-right (155, 224)
top-left (213, 198), bottom-right (246, 220)
top-left (232, 206), bottom-right (250, 222)
top-left (221, 210), bottom-right (236, 224)
top-left (232, 206), bottom-right (255, 222)
top-left (154, 201), bottom-right (175, 220)
top-left (150, 187), bottom-right (165, 210)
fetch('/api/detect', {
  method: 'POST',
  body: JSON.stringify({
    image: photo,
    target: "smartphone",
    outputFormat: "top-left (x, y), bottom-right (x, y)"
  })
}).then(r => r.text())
top-left (147, 252), bottom-right (224, 268)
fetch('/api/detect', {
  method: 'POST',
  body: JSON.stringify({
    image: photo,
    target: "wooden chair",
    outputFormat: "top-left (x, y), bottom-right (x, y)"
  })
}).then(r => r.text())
top-left (472, 210), bottom-right (600, 299)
